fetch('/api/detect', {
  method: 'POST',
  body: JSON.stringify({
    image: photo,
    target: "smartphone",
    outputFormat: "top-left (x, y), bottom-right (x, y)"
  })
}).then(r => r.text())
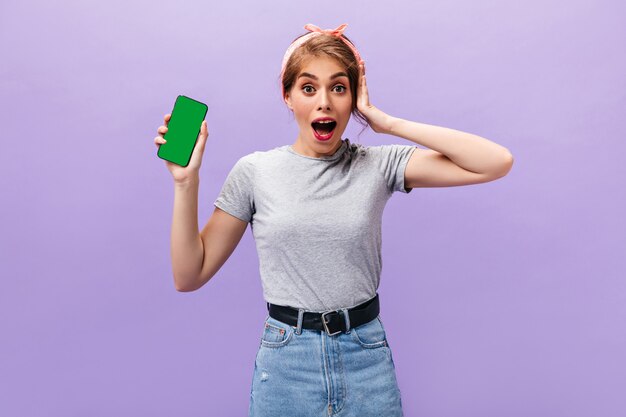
top-left (157, 95), bottom-right (208, 167)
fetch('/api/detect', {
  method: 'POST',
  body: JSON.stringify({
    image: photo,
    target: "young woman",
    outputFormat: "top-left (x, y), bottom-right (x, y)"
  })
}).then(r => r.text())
top-left (154, 23), bottom-right (513, 417)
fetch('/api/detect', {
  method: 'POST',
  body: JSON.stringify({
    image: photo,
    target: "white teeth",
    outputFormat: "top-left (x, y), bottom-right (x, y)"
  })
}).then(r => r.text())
top-left (314, 120), bottom-right (334, 124)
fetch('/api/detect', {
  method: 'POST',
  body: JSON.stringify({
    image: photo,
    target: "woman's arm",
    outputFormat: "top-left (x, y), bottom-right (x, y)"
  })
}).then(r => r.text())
top-left (386, 119), bottom-right (513, 188)
top-left (170, 175), bottom-right (249, 292)
top-left (387, 118), bottom-right (513, 176)
top-left (356, 61), bottom-right (513, 187)
top-left (170, 176), bottom-right (204, 291)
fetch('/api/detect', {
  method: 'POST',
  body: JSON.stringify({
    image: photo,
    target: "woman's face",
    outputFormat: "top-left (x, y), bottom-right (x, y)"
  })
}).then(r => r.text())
top-left (284, 55), bottom-right (353, 158)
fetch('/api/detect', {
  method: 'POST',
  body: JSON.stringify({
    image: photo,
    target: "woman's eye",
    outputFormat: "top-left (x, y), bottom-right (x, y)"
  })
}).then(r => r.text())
top-left (302, 85), bottom-right (346, 94)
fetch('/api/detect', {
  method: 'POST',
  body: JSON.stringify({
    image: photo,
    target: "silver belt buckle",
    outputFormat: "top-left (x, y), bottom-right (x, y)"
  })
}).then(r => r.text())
top-left (321, 310), bottom-right (342, 336)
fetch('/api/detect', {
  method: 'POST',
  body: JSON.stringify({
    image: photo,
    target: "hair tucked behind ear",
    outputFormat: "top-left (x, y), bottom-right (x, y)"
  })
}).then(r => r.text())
top-left (278, 33), bottom-right (370, 141)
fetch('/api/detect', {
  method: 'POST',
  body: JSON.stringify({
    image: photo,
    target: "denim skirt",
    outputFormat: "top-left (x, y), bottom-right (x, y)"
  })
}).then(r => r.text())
top-left (248, 311), bottom-right (404, 416)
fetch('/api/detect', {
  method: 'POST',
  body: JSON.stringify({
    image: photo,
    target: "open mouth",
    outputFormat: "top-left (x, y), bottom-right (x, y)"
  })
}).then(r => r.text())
top-left (311, 120), bottom-right (337, 139)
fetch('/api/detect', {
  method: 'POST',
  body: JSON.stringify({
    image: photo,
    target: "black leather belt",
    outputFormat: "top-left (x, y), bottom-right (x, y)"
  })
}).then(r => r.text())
top-left (267, 293), bottom-right (380, 336)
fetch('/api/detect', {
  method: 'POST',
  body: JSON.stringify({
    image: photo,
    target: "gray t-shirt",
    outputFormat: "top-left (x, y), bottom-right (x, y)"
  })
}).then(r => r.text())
top-left (214, 138), bottom-right (417, 312)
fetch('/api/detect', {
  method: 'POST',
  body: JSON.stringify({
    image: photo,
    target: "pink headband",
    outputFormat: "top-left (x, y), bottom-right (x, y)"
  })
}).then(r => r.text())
top-left (280, 23), bottom-right (364, 88)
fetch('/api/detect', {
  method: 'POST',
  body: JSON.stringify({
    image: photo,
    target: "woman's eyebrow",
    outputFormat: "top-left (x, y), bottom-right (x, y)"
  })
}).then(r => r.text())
top-left (297, 71), bottom-right (348, 81)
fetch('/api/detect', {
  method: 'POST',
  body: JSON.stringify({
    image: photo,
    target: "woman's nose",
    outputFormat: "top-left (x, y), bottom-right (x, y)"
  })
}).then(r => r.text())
top-left (317, 91), bottom-right (331, 110)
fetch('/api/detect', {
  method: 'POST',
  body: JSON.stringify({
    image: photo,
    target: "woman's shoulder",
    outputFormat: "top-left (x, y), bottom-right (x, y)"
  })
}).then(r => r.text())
top-left (232, 144), bottom-right (290, 169)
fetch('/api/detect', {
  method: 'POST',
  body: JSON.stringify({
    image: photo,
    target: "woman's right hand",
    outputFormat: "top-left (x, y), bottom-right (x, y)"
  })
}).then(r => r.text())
top-left (154, 114), bottom-right (209, 183)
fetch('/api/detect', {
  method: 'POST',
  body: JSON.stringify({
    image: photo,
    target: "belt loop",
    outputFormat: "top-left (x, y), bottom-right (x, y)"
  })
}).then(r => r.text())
top-left (295, 308), bottom-right (305, 335)
top-left (341, 308), bottom-right (350, 333)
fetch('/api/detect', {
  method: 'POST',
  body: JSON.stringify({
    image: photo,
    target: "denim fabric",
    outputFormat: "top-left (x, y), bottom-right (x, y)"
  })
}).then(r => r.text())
top-left (248, 311), bottom-right (404, 416)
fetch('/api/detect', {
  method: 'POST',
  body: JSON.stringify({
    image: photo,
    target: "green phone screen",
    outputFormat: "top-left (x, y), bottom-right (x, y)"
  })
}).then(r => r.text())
top-left (157, 95), bottom-right (208, 167)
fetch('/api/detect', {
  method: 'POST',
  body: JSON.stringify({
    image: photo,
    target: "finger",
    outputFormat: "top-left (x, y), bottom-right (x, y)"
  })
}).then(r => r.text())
top-left (154, 136), bottom-right (167, 145)
top-left (198, 120), bottom-right (208, 141)
top-left (189, 124), bottom-right (207, 161)
top-left (198, 121), bottom-right (209, 151)
top-left (158, 126), bottom-right (168, 135)
top-left (164, 114), bottom-right (171, 125)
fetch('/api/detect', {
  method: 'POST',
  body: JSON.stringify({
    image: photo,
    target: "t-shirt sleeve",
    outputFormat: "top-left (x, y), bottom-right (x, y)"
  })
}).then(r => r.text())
top-left (213, 154), bottom-right (256, 222)
top-left (368, 144), bottom-right (418, 194)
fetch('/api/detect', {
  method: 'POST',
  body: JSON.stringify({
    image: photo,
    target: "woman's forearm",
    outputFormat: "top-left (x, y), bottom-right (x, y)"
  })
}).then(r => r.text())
top-left (170, 175), bottom-right (204, 291)
top-left (387, 117), bottom-right (513, 175)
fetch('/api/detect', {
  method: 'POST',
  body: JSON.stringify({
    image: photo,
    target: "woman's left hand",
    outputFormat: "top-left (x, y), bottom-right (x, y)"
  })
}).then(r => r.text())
top-left (356, 61), bottom-right (395, 134)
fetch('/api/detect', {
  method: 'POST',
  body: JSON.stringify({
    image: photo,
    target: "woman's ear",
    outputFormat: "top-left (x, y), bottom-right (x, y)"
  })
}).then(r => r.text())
top-left (284, 92), bottom-right (293, 110)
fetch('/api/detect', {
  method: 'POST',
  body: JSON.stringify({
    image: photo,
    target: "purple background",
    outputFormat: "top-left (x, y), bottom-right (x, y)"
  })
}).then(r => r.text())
top-left (2, 0), bottom-right (625, 416)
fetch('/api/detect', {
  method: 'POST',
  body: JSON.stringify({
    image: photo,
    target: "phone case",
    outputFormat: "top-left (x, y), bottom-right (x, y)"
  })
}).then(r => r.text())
top-left (157, 95), bottom-right (208, 167)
